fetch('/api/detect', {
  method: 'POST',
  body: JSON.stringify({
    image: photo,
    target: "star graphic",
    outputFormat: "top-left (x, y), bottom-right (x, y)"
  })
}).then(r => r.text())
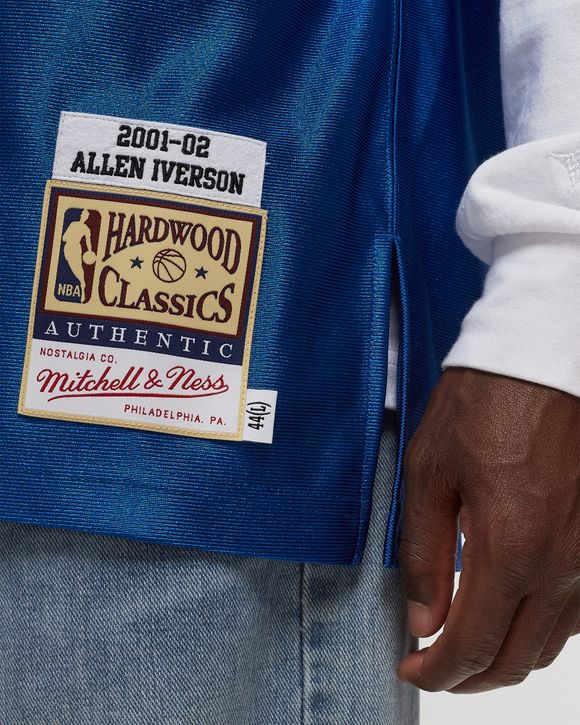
top-left (195, 267), bottom-right (208, 279)
top-left (130, 257), bottom-right (144, 269)
top-left (550, 150), bottom-right (580, 191)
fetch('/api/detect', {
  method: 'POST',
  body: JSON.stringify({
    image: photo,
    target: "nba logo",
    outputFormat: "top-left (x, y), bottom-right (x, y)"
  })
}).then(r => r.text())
top-left (55, 208), bottom-right (101, 303)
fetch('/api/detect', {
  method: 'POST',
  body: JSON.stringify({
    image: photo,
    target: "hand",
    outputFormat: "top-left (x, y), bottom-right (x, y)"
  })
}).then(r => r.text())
top-left (397, 367), bottom-right (579, 693)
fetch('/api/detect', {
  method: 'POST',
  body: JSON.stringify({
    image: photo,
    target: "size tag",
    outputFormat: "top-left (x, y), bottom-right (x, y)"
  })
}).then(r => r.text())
top-left (53, 112), bottom-right (266, 207)
top-left (243, 389), bottom-right (278, 444)
top-left (19, 181), bottom-right (267, 440)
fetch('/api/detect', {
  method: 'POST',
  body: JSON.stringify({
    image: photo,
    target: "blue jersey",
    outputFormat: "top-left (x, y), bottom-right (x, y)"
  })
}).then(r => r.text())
top-left (0, 0), bottom-right (504, 566)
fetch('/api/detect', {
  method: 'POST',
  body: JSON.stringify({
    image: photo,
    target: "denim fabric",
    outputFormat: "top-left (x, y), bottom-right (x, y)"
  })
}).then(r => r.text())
top-left (0, 410), bottom-right (418, 725)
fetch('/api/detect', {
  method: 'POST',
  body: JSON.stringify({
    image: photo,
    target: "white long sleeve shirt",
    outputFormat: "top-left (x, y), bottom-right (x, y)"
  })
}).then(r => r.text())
top-left (386, 0), bottom-right (580, 409)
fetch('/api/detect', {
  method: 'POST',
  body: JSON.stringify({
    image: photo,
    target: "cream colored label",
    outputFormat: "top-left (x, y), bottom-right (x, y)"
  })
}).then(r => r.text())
top-left (19, 181), bottom-right (267, 440)
top-left (42, 186), bottom-right (254, 335)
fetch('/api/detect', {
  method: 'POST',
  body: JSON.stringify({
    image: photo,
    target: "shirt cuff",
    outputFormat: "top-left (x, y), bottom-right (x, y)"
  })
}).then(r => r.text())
top-left (442, 232), bottom-right (580, 399)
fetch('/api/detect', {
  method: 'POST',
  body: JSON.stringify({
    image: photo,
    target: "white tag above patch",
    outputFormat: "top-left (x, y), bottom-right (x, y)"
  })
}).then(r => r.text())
top-left (243, 389), bottom-right (278, 444)
top-left (53, 112), bottom-right (266, 207)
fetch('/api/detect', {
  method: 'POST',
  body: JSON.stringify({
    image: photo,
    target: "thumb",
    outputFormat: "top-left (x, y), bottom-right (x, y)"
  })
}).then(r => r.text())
top-left (398, 440), bottom-right (460, 637)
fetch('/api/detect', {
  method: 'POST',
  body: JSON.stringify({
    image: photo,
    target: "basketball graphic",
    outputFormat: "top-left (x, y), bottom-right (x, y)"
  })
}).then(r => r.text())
top-left (152, 249), bottom-right (187, 283)
top-left (82, 250), bottom-right (97, 265)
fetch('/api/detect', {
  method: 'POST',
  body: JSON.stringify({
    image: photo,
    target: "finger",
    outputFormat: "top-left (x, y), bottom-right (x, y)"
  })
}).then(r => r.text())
top-left (535, 586), bottom-right (580, 670)
top-left (398, 539), bottom-right (523, 691)
top-left (398, 441), bottom-right (460, 637)
top-left (449, 588), bottom-right (570, 693)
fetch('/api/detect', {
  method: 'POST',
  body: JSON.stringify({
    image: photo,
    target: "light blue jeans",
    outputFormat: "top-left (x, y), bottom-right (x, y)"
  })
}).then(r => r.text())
top-left (0, 411), bottom-right (418, 724)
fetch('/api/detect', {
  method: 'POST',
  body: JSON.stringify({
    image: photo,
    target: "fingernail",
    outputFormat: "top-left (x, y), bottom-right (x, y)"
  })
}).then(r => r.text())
top-left (407, 601), bottom-right (432, 637)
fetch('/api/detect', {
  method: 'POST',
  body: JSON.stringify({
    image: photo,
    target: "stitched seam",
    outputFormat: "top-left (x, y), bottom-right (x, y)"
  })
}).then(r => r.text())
top-left (353, 0), bottom-right (402, 563)
top-left (389, 0), bottom-right (403, 237)
top-left (299, 564), bottom-right (306, 725)
top-left (59, 111), bottom-right (268, 148)
top-left (352, 0), bottom-right (401, 565)
top-left (382, 0), bottom-right (404, 567)
top-left (384, 239), bottom-right (410, 566)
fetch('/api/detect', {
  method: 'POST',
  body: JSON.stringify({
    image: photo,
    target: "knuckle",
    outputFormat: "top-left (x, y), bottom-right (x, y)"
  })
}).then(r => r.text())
top-left (464, 561), bottom-right (528, 601)
top-left (484, 552), bottom-right (538, 595)
top-left (398, 542), bottom-right (426, 575)
top-left (480, 503), bottom-right (554, 573)
top-left (489, 531), bottom-right (544, 572)
top-left (535, 652), bottom-right (559, 670)
top-left (415, 678), bottom-right (442, 694)
top-left (563, 538), bottom-right (580, 579)
top-left (496, 564), bottom-right (535, 596)
top-left (494, 534), bottom-right (541, 564)
top-left (399, 530), bottom-right (439, 572)
top-left (491, 666), bottom-right (530, 688)
top-left (448, 644), bottom-right (496, 676)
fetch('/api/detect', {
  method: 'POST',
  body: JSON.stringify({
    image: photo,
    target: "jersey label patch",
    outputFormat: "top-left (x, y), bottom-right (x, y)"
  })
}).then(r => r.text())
top-left (53, 112), bottom-right (266, 207)
top-left (19, 180), bottom-right (267, 439)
